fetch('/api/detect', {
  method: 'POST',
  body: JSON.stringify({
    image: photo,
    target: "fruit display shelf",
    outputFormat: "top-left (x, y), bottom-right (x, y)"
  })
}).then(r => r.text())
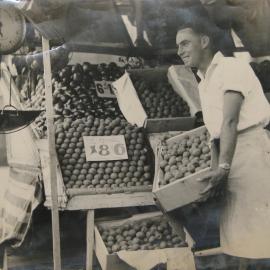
top-left (128, 68), bottom-right (196, 131)
top-left (153, 126), bottom-right (212, 211)
top-left (94, 212), bottom-right (195, 270)
top-left (38, 116), bottom-right (156, 210)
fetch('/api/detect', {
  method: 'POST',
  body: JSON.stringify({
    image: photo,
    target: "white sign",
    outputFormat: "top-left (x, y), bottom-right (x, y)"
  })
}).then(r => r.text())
top-left (94, 81), bottom-right (116, 98)
top-left (83, 135), bottom-right (128, 161)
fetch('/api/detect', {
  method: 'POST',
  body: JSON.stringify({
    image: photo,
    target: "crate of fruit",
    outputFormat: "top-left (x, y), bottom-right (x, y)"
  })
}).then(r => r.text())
top-left (95, 211), bottom-right (196, 270)
top-left (113, 68), bottom-right (197, 131)
top-left (53, 115), bottom-right (155, 197)
top-left (153, 126), bottom-right (212, 212)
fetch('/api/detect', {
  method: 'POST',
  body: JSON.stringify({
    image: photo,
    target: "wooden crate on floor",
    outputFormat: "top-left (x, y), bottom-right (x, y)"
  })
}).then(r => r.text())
top-left (94, 212), bottom-right (195, 270)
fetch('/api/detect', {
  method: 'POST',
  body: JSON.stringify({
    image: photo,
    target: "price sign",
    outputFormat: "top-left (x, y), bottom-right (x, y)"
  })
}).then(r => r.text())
top-left (83, 135), bottom-right (128, 161)
top-left (94, 81), bottom-right (116, 98)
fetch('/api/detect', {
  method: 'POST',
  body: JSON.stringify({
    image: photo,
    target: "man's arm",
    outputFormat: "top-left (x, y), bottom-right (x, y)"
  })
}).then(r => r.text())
top-left (219, 90), bottom-right (244, 166)
top-left (198, 90), bottom-right (243, 199)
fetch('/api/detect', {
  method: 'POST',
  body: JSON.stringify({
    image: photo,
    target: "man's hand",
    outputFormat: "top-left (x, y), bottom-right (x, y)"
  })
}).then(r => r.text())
top-left (196, 168), bottom-right (229, 202)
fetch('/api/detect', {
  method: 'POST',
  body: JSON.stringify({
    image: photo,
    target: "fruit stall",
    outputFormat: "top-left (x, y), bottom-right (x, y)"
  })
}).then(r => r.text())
top-left (0, 1), bottom-right (205, 267)
top-left (1, 42), bottom-right (202, 268)
top-left (2, 1), bottom-right (270, 270)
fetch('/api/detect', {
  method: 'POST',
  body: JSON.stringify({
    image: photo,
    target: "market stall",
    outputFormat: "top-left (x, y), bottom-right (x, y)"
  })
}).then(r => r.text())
top-left (1, 1), bottom-right (270, 270)
top-left (0, 2), bottom-right (202, 267)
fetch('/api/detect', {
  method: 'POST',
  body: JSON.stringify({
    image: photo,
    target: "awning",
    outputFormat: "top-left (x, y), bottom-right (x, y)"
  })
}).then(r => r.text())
top-left (17, 0), bottom-right (270, 57)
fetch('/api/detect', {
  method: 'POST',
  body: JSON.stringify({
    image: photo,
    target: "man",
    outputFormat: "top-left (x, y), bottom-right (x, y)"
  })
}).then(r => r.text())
top-left (176, 20), bottom-right (270, 267)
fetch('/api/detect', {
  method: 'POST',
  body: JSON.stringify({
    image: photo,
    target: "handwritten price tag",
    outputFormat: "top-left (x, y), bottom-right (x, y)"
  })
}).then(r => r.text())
top-left (83, 135), bottom-right (128, 161)
top-left (94, 81), bottom-right (116, 98)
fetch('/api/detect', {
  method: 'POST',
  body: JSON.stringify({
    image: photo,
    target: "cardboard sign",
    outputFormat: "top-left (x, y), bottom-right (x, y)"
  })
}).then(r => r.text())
top-left (83, 135), bottom-right (128, 161)
top-left (94, 81), bottom-right (116, 98)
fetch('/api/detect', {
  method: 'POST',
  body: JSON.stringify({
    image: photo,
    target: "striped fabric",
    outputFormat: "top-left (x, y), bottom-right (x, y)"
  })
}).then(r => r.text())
top-left (0, 167), bottom-right (43, 247)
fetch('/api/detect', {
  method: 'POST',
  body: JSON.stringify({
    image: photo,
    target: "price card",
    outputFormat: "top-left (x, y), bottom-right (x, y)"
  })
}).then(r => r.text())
top-left (83, 135), bottom-right (128, 161)
top-left (94, 81), bottom-right (116, 98)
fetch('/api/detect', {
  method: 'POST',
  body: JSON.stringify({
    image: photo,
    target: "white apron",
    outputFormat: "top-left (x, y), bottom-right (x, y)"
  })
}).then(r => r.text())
top-left (220, 126), bottom-right (270, 258)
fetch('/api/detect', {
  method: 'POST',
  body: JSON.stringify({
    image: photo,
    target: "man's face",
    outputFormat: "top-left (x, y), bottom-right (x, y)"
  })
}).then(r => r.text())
top-left (176, 28), bottom-right (204, 68)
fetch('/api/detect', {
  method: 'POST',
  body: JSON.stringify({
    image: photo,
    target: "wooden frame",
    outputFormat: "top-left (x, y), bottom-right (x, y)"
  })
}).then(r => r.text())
top-left (94, 211), bottom-right (196, 270)
top-left (153, 126), bottom-right (211, 211)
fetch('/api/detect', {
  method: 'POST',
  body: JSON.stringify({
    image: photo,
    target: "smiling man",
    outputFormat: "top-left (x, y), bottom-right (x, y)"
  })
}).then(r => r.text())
top-left (176, 19), bottom-right (270, 266)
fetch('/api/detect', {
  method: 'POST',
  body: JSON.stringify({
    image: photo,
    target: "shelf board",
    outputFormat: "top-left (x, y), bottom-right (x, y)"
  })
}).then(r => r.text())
top-left (64, 192), bottom-right (155, 210)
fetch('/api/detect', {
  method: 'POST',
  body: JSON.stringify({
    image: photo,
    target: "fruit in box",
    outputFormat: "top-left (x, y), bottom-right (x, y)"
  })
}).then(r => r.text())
top-left (98, 217), bottom-right (186, 253)
top-left (55, 116), bottom-right (153, 190)
top-left (159, 129), bottom-right (211, 187)
top-left (132, 77), bottom-right (190, 118)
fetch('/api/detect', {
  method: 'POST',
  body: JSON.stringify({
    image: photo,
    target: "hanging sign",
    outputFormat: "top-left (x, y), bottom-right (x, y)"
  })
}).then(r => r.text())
top-left (83, 135), bottom-right (128, 161)
top-left (94, 81), bottom-right (116, 98)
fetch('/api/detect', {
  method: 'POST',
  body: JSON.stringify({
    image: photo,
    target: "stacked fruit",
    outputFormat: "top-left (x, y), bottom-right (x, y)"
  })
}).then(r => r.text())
top-left (21, 62), bottom-right (126, 138)
top-left (55, 116), bottom-right (153, 190)
top-left (159, 130), bottom-right (211, 187)
top-left (132, 78), bottom-right (190, 118)
top-left (98, 217), bottom-right (186, 253)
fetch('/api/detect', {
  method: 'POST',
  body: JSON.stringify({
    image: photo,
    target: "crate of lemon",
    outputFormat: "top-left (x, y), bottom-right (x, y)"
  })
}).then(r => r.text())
top-left (94, 212), bottom-right (196, 270)
top-left (153, 126), bottom-right (212, 211)
top-left (55, 115), bottom-right (154, 195)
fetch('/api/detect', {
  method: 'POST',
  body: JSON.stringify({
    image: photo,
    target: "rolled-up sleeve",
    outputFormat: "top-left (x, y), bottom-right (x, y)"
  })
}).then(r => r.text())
top-left (220, 59), bottom-right (253, 98)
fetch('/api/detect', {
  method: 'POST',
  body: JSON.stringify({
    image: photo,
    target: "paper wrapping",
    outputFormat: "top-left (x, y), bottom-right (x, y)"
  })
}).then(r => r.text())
top-left (168, 65), bottom-right (201, 116)
top-left (113, 72), bottom-right (147, 127)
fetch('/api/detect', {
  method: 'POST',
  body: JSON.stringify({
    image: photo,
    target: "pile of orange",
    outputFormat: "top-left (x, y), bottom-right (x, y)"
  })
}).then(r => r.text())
top-left (159, 130), bottom-right (211, 186)
top-left (99, 217), bottom-right (186, 253)
top-left (133, 77), bottom-right (190, 118)
top-left (55, 116), bottom-right (152, 190)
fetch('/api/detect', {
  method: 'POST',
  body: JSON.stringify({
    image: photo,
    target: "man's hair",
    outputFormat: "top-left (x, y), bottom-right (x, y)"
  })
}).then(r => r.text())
top-left (167, 5), bottom-right (222, 54)
top-left (176, 17), bottom-right (221, 53)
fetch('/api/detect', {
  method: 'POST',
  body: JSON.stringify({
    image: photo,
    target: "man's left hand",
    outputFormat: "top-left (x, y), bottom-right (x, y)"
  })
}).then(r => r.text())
top-left (196, 168), bottom-right (229, 202)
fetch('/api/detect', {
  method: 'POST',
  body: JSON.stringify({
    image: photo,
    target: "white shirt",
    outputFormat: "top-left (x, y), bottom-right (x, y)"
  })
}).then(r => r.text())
top-left (197, 52), bottom-right (270, 139)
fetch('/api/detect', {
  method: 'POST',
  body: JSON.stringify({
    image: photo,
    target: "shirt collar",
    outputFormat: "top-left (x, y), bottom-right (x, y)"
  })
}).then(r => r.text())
top-left (197, 51), bottom-right (224, 80)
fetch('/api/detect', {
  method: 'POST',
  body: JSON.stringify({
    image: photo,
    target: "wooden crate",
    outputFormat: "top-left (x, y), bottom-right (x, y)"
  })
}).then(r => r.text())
top-left (37, 141), bottom-right (155, 210)
top-left (153, 126), bottom-right (211, 212)
top-left (128, 68), bottom-right (196, 131)
top-left (94, 212), bottom-right (194, 270)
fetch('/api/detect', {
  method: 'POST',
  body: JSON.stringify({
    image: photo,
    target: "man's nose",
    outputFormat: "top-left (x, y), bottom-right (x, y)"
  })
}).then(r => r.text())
top-left (177, 46), bottom-right (183, 57)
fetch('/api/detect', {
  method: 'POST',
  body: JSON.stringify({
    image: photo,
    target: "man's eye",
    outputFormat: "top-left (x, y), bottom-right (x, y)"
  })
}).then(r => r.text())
top-left (183, 41), bottom-right (189, 47)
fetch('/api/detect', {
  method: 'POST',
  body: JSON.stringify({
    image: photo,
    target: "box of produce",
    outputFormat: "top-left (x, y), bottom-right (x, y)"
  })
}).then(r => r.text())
top-left (95, 211), bottom-right (194, 270)
top-left (54, 115), bottom-right (155, 195)
top-left (153, 126), bottom-right (212, 211)
top-left (113, 68), bottom-right (196, 131)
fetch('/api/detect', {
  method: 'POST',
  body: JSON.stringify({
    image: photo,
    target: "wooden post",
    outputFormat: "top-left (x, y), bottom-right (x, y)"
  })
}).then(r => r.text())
top-left (42, 37), bottom-right (62, 270)
top-left (86, 210), bottom-right (95, 270)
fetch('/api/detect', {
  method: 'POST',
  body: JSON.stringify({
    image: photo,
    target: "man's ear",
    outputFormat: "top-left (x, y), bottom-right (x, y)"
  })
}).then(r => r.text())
top-left (201, 35), bottom-right (210, 49)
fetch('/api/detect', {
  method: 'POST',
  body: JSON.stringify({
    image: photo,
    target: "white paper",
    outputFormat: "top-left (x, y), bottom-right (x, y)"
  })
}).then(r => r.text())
top-left (113, 72), bottom-right (147, 127)
top-left (168, 65), bottom-right (201, 116)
